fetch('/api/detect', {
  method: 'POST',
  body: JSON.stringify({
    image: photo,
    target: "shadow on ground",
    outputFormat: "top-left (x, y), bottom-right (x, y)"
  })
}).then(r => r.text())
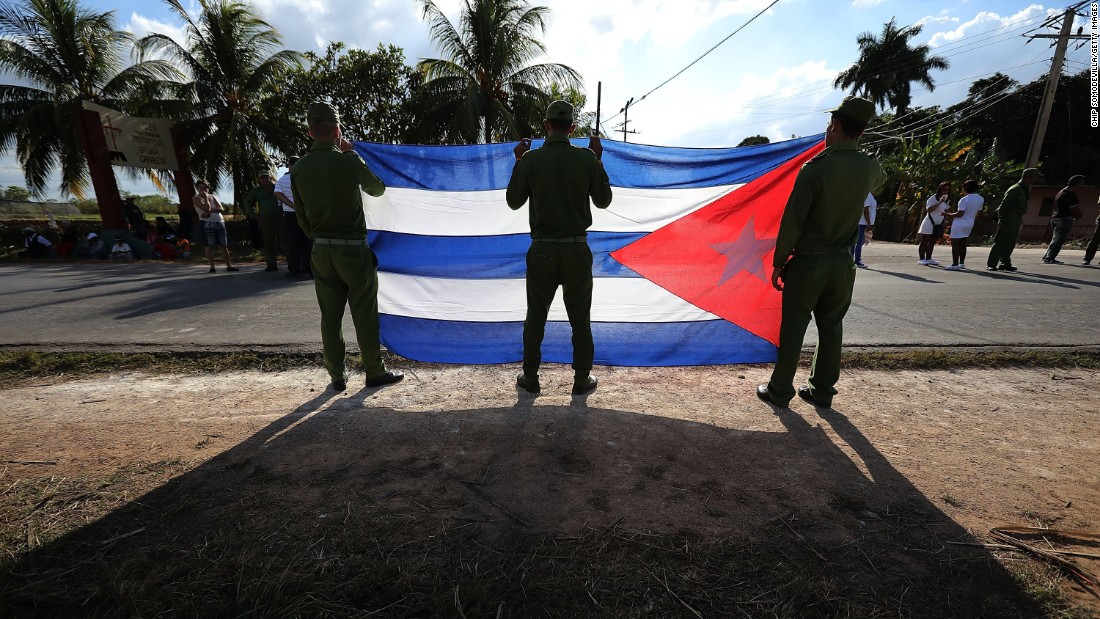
top-left (0, 390), bottom-right (1042, 617)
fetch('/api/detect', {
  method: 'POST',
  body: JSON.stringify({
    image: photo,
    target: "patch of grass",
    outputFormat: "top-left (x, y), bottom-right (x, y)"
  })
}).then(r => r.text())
top-left (0, 459), bottom-right (191, 559)
top-left (0, 350), bottom-right (327, 386)
top-left (1007, 560), bottom-right (1095, 619)
top-left (941, 493), bottom-right (962, 507)
top-left (1020, 508), bottom-right (1058, 528)
top-left (3, 348), bottom-right (1098, 388)
top-left (838, 348), bottom-right (1100, 371)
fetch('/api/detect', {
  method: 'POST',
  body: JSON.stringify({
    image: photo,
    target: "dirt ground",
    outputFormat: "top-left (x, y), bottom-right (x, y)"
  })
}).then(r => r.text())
top-left (1, 363), bottom-right (1098, 616)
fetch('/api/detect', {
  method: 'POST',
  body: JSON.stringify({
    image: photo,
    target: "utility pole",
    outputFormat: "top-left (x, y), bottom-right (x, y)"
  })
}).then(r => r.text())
top-left (617, 98), bottom-right (639, 142)
top-left (1025, 4), bottom-right (1090, 167)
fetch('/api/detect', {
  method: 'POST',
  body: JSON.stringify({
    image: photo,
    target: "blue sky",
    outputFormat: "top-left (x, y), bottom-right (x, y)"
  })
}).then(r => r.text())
top-left (1, 0), bottom-right (1094, 199)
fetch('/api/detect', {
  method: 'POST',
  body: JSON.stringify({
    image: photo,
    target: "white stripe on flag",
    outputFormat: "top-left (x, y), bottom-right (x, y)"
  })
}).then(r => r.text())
top-left (378, 273), bottom-right (721, 323)
top-left (364, 185), bottom-right (742, 236)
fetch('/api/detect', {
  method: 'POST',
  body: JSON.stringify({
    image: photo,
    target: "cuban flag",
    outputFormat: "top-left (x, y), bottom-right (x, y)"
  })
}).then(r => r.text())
top-left (354, 134), bottom-right (824, 366)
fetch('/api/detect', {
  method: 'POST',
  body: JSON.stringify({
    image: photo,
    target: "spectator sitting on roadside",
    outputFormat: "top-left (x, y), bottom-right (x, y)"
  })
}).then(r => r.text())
top-left (144, 220), bottom-right (160, 246)
top-left (18, 226), bottom-right (53, 259)
top-left (55, 221), bottom-right (78, 258)
top-left (109, 236), bottom-right (133, 261)
top-left (76, 232), bottom-right (107, 259)
top-left (151, 233), bottom-right (176, 259)
top-left (175, 236), bottom-right (192, 259)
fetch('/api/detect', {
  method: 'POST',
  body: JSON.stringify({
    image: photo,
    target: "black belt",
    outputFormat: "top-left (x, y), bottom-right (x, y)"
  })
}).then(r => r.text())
top-left (532, 236), bottom-right (587, 243)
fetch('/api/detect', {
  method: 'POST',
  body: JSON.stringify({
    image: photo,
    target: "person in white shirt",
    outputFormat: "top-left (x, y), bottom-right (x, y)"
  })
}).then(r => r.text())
top-left (192, 178), bottom-right (238, 273)
top-left (274, 156), bottom-right (312, 277)
top-left (942, 179), bottom-right (983, 271)
top-left (918, 182), bottom-right (950, 265)
top-left (851, 192), bottom-right (876, 268)
top-left (108, 236), bottom-right (133, 261)
top-left (19, 226), bottom-right (52, 259)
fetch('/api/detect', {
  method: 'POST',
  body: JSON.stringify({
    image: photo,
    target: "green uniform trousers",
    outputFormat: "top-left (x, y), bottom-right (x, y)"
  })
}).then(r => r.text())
top-left (310, 243), bottom-right (387, 383)
top-left (987, 215), bottom-right (1022, 269)
top-left (767, 253), bottom-right (856, 406)
top-left (523, 242), bottom-right (594, 380)
top-left (259, 217), bottom-right (284, 269)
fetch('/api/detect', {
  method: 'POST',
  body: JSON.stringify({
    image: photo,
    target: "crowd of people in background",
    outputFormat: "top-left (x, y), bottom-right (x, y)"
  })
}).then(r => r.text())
top-left (847, 171), bottom-right (1094, 272)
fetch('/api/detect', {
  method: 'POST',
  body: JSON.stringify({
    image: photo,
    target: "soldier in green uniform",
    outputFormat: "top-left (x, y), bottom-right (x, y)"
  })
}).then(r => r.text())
top-left (507, 100), bottom-right (613, 396)
top-left (986, 168), bottom-right (1043, 272)
top-left (291, 101), bottom-right (403, 391)
top-left (242, 171), bottom-right (285, 272)
top-left (757, 96), bottom-right (886, 409)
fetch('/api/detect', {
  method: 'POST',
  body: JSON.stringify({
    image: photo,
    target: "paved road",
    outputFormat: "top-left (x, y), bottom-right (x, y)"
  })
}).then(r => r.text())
top-left (1, 243), bottom-right (1097, 353)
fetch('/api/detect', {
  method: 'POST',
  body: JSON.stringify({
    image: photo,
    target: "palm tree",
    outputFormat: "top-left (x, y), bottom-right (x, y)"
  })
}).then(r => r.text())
top-left (0, 0), bottom-right (177, 198)
top-left (833, 18), bottom-right (949, 116)
top-left (416, 0), bottom-right (582, 144)
top-left (138, 0), bottom-right (304, 211)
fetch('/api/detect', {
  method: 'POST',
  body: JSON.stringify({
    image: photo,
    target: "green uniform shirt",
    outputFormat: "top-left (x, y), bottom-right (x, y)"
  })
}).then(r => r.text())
top-left (773, 141), bottom-right (887, 267)
top-left (997, 182), bottom-right (1029, 218)
top-left (291, 141), bottom-right (386, 240)
top-left (242, 185), bottom-right (282, 219)
top-left (505, 135), bottom-right (613, 238)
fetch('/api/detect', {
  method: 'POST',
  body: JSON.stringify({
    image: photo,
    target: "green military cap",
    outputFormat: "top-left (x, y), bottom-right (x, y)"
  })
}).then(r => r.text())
top-left (307, 101), bottom-right (341, 124)
top-left (545, 100), bottom-right (574, 121)
top-left (1020, 167), bottom-right (1044, 180)
top-left (827, 96), bottom-right (876, 124)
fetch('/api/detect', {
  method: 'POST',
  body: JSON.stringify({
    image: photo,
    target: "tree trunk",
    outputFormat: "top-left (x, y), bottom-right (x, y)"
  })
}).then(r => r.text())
top-left (171, 126), bottom-right (194, 214)
top-left (73, 108), bottom-right (127, 230)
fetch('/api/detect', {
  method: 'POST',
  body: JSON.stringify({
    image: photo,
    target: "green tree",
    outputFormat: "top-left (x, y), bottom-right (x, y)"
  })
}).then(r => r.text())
top-left (0, 0), bottom-right (177, 198)
top-left (833, 18), bottom-right (949, 116)
top-left (131, 193), bottom-right (176, 214)
top-left (138, 0), bottom-right (304, 212)
top-left (2, 184), bottom-right (30, 200)
top-left (737, 135), bottom-right (770, 147)
top-left (416, 0), bottom-right (583, 144)
top-left (265, 42), bottom-right (420, 144)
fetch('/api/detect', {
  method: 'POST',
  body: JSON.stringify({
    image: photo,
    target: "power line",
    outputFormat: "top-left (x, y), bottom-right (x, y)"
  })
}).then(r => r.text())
top-left (862, 83), bottom-right (1024, 148)
top-left (678, 45), bottom-right (1050, 140)
top-left (598, 6), bottom-right (1062, 140)
top-left (745, 12), bottom-right (1051, 110)
top-left (862, 51), bottom-right (1051, 145)
top-left (599, 0), bottom-right (780, 135)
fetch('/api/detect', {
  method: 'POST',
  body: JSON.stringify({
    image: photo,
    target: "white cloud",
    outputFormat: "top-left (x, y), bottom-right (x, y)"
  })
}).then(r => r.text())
top-left (244, 0), bottom-right (439, 60)
top-left (123, 13), bottom-right (187, 48)
top-left (925, 5), bottom-right (1048, 47)
top-left (905, 5), bottom-right (1061, 113)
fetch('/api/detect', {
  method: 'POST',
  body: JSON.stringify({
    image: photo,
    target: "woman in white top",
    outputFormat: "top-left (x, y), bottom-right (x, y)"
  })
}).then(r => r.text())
top-left (192, 179), bottom-right (238, 273)
top-left (851, 192), bottom-right (876, 268)
top-left (942, 179), bottom-right (983, 271)
top-left (918, 181), bottom-right (950, 265)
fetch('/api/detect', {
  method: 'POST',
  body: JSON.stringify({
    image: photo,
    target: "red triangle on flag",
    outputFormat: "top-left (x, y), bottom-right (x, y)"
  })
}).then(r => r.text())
top-left (611, 142), bottom-right (825, 346)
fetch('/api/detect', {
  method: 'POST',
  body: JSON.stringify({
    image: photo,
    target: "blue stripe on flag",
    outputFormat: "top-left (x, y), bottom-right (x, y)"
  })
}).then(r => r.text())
top-left (355, 134), bottom-right (823, 191)
top-left (378, 315), bottom-right (777, 366)
top-left (369, 231), bottom-right (644, 279)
